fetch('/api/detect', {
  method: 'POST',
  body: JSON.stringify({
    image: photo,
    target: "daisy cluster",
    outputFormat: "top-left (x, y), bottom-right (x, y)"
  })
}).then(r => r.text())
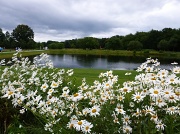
top-left (0, 53), bottom-right (180, 133)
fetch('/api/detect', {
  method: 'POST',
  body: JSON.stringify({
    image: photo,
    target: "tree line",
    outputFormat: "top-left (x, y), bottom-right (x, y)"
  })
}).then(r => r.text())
top-left (61, 28), bottom-right (180, 51)
top-left (0, 24), bottom-right (180, 51)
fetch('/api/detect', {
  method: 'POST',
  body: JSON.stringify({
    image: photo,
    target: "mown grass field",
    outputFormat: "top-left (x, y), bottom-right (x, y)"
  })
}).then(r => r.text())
top-left (0, 66), bottom-right (137, 86)
top-left (1, 49), bottom-right (180, 59)
top-left (72, 68), bottom-right (137, 85)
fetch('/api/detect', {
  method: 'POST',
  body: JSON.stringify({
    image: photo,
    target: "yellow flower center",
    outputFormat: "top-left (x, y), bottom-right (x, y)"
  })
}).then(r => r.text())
top-left (151, 77), bottom-right (156, 80)
top-left (169, 96), bottom-right (174, 99)
top-left (154, 90), bottom-right (159, 94)
top-left (78, 121), bottom-right (82, 125)
top-left (152, 115), bottom-right (157, 118)
top-left (136, 96), bottom-right (141, 99)
top-left (175, 92), bottom-right (179, 96)
top-left (49, 89), bottom-right (53, 92)
top-left (119, 96), bottom-right (123, 100)
top-left (106, 83), bottom-right (109, 87)
top-left (125, 118), bottom-right (129, 122)
top-left (74, 93), bottom-right (79, 97)
top-left (42, 85), bottom-right (46, 88)
top-left (158, 99), bottom-right (162, 103)
top-left (8, 91), bottom-right (13, 95)
top-left (85, 126), bottom-right (89, 130)
top-left (123, 88), bottom-right (128, 92)
top-left (70, 124), bottom-right (74, 128)
top-left (125, 128), bottom-right (129, 132)
top-left (53, 83), bottom-right (57, 87)
top-left (92, 109), bottom-right (96, 113)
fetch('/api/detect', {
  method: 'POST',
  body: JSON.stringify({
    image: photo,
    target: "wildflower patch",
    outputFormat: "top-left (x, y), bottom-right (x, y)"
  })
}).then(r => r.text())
top-left (0, 53), bottom-right (180, 133)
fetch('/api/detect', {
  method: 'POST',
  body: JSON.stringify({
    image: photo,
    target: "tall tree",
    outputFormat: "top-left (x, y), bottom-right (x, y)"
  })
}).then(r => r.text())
top-left (105, 36), bottom-right (123, 50)
top-left (127, 40), bottom-right (143, 50)
top-left (157, 40), bottom-right (169, 51)
top-left (4, 31), bottom-right (11, 48)
top-left (11, 24), bottom-right (34, 48)
top-left (0, 28), bottom-right (5, 47)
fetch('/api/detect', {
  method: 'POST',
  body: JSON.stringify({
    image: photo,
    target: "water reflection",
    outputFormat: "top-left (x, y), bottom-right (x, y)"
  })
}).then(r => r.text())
top-left (2, 54), bottom-right (180, 70)
top-left (47, 54), bottom-right (180, 70)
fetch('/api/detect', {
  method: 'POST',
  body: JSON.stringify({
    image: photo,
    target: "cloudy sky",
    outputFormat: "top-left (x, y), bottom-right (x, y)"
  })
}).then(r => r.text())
top-left (0, 0), bottom-right (180, 42)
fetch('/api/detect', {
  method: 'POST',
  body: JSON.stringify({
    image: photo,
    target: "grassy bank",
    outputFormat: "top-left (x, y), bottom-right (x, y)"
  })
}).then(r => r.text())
top-left (0, 49), bottom-right (180, 59)
top-left (47, 49), bottom-right (180, 59)
top-left (0, 50), bottom-right (45, 59)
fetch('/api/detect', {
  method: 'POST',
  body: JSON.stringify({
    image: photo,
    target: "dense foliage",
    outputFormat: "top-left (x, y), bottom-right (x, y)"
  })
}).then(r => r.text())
top-left (62, 29), bottom-right (180, 51)
top-left (0, 25), bottom-right (180, 51)
top-left (0, 24), bottom-right (37, 49)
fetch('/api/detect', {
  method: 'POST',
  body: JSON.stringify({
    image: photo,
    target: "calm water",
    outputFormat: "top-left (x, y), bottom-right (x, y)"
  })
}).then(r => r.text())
top-left (2, 54), bottom-right (179, 70)
top-left (47, 54), bottom-right (179, 70)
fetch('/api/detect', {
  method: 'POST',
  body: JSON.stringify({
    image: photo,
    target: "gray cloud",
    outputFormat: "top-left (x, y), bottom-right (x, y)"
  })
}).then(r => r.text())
top-left (0, 0), bottom-right (180, 42)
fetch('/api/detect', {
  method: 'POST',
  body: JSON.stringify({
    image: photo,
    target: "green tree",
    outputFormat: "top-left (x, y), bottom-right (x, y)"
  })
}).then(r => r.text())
top-left (105, 36), bottom-right (123, 50)
top-left (77, 37), bottom-right (99, 49)
top-left (145, 29), bottom-right (161, 50)
top-left (0, 28), bottom-right (5, 47)
top-left (127, 40), bottom-right (143, 50)
top-left (97, 38), bottom-right (107, 49)
top-left (168, 34), bottom-right (180, 51)
top-left (4, 31), bottom-right (11, 48)
top-left (49, 42), bottom-right (64, 49)
top-left (11, 24), bottom-right (34, 49)
top-left (122, 34), bottom-right (135, 50)
top-left (157, 40), bottom-right (169, 51)
top-left (85, 37), bottom-right (99, 49)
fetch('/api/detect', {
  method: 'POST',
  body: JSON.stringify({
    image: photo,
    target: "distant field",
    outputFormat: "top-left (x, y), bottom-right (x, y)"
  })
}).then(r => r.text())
top-left (0, 49), bottom-right (180, 59)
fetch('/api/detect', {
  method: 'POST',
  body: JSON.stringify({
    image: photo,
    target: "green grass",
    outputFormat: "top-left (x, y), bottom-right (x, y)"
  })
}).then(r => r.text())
top-left (70, 68), bottom-right (137, 85)
top-left (0, 66), bottom-right (137, 86)
top-left (0, 50), bottom-right (45, 58)
top-left (1, 49), bottom-right (180, 59)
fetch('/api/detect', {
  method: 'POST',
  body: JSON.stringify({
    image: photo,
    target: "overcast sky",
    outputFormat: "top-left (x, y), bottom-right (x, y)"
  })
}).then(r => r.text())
top-left (0, 0), bottom-right (180, 42)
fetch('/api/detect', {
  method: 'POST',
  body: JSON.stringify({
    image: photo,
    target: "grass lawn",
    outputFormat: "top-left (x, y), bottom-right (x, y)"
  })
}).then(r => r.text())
top-left (1, 49), bottom-right (180, 59)
top-left (72, 68), bottom-right (137, 85)
top-left (0, 65), bottom-right (137, 87)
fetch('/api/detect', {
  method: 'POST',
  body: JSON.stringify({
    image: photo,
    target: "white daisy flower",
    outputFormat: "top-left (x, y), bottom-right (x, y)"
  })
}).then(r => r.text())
top-left (132, 92), bottom-right (145, 103)
top-left (132, 108), bottom-right (142, 117)
top-left (149, 87), bottom-right (162, 98)
top-left (122, 115), bottom-right (131, 125)
top-left (71, 92), bottom-right (83, 102)
top-left (155, 119), bottom-right (166, 131)
top-left (50, 81), bottom-right (59, 88)
top-left (81, 121), bottom-right (93, 133)
top-left (123, 125), bottom-right (132, 134)
top-left (74, 120), bottom-right (86, 131)
top-left (89, 105), bottom-right (101, 117)
top-left (40, 83), bottom-right (49, 92)
top-left (82, 108), bottom-right (90, 116)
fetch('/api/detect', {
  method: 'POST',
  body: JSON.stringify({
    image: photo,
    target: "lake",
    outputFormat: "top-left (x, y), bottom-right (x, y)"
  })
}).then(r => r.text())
top-left (1, 54), bottom-right (179, 70)
top-left (46, 54), bottom-right (179, 70)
